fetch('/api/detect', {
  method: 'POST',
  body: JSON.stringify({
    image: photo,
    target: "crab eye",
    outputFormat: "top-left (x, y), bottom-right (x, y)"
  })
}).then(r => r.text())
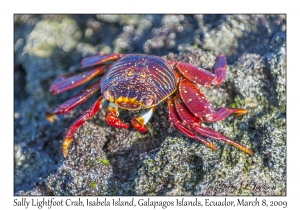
top-left (103, 90), bottom-right (115, 101)
top-left (142, 96), bottom-right (154, 107)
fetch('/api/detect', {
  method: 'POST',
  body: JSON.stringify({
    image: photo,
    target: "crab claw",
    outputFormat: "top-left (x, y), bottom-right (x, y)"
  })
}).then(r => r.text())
top-left (130, 107), bottom-right (155, 133)
top-left (106, 113), bottom-right (130, 129)
top-left (131, 118), bottom-right (148, 133)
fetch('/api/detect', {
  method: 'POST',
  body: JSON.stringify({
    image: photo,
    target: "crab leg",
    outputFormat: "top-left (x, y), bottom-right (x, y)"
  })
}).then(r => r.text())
top-left (173, 94), bottom-right (253, 155)
top-left (81, 53), bottom-right (122, 68)
top-left (51, 53), bottom-right (124, 94)
top-left (205, 107), bottom-right (248, 122)
top-left (45, 82), bottom-right (100, 123)
top-left (62, 96), bottom-right (106, 157)
top-left (173, 54), bottom-right (226, 87)
top-left (179, 79), bottom-right (247, 121)
top-left (190, 125), bottom-right (253, 155)
top-left (105, 102), bottom-right (130, 129)
top-left (167, 99), bottom-right (217, 151)
top-left (50, 66), bottom-right (106, 95)
top-left (131, 107), bottom-right (155, 133)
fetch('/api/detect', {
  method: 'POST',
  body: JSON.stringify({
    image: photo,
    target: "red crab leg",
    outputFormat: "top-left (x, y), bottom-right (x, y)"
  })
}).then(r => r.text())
top-left (174, 94), bottom-right (253, 155)
top-left (81, 53), bottom-right (123, 68)
top-left (131, 107), bottom-right (155, 133)
top-left (62, 96), bottom-right (106, 157)
top-left (50, 65), bottom-right (106, 95)
top-left (45, 82), bottom-right (100, 123)
top-left (205, 107), bottom-right (248, 122)
top-left (167, 99), bottom-right (217, 151)
top-left (105, 102), bottom-right (130, 129)
top-left (191, 125), bottom-right (253, 155)
top-left (179, 79), bottom-right (247, 121)
top-left (173, 54), bottom-right (226, 88)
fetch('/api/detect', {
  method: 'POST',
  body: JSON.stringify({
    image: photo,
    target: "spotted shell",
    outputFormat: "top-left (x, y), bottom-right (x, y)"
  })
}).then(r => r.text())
top-left (100, 54), bottom-right (176, 108)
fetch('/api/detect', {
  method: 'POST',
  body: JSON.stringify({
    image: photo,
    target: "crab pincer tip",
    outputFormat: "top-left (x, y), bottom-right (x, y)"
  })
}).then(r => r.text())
top-left (131, 118), bottom-right (148, 133)
top-left (244, 148), bottom-right (254, 156)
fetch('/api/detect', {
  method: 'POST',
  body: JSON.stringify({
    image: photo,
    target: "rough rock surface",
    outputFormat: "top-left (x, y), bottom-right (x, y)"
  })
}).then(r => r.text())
top-left (14, 14), bottom-right (286, 195)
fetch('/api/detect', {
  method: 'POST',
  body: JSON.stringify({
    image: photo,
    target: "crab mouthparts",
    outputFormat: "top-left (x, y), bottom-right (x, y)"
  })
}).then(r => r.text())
top-left (115, 97), bottom-right (142, 110)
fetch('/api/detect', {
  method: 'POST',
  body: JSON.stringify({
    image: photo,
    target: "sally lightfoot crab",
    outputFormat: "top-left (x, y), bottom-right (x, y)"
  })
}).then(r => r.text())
top-left (46, 53), bottom-right (253, 157)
